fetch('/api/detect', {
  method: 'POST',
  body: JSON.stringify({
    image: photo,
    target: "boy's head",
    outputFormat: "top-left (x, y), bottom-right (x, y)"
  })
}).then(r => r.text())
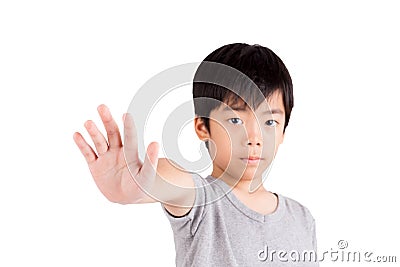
top-left (192, 43), bottom-right (294, 185)
top-left (193, 43), bottom-right (293, 135)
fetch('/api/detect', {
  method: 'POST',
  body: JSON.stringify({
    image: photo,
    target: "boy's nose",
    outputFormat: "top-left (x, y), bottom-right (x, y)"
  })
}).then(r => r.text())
top-left (244, 122), bottom-right (263, 147)
top-left (246, 137), bottom-right (262, 147)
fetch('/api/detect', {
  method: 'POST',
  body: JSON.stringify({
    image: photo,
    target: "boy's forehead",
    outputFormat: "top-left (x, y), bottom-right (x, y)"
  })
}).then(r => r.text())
top-left (218, 91), bottom-right (284, 113)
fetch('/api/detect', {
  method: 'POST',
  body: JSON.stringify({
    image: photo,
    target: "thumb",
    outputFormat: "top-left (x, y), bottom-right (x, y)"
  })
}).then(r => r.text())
top-left (140, 141), bottom-right (159, 179)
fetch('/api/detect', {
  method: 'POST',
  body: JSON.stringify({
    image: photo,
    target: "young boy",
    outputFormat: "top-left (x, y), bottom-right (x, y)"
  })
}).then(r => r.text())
top-left (73, 43), bottom-right (318, 266)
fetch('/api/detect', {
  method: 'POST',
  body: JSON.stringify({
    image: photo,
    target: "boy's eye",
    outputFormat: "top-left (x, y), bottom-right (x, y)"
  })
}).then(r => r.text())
top-left (265, 120), bottom-right (278, 127)
top-left (228, 118), bottom-right (243, 125)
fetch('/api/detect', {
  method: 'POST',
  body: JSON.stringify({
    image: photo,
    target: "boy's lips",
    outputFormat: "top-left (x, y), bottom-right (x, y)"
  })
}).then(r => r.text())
top-left (240, 157), bottom-right (264, 165)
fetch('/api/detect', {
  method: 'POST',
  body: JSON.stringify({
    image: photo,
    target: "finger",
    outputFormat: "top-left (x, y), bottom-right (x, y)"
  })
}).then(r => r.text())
top-left (97, 104), bottom-right (122, 149)
top-left (84, 120), bottom-right (109, 155)
top-left (123, 112), bottom-right (139, 163)
top-left (140, 142), bottom-right (159, 179)
top-left (73, 132), bottom-right (97, 163)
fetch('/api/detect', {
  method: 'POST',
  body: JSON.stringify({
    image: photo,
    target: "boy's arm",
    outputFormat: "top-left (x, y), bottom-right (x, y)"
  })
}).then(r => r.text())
top-left (73, 104), bottom-right (195, 217)
top-left (153, 158), bottom-right (196, 216)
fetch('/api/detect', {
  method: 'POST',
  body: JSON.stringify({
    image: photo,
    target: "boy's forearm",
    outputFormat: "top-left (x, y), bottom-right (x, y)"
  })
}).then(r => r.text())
top-left (126, 158), bottom-right (195, 207)
top-left (152, 158), bottom-right (195, 207)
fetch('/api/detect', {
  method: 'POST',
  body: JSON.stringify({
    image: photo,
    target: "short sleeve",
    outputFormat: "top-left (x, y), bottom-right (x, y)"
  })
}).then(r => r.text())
top-left (311, 219), bottom-right (318, 252)
top-left (303, 205), bottom-right (318, 253)
top-left (161, 173), bottom-right (208, 237)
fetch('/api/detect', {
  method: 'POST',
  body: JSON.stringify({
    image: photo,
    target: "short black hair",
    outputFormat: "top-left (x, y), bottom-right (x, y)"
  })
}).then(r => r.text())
top-left (193, 43), bottom-right (294, 135)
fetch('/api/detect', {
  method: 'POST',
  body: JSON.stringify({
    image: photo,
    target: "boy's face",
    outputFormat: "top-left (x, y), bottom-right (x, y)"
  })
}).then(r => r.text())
top-left (194, 90), bottom-right (286, 189)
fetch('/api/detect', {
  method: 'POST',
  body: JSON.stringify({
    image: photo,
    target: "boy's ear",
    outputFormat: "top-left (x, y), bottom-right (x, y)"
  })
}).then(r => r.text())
top-left (194, 116), bottom-right (210, 141)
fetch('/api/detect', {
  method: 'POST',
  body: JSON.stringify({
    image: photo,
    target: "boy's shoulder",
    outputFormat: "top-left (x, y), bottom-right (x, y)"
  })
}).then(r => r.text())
top-left (276, 192), bottom-right (315, 223)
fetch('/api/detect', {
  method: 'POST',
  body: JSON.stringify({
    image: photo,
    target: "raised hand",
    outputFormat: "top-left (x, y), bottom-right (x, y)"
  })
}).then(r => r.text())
top-left (73, 104), bottom-right (159, 204)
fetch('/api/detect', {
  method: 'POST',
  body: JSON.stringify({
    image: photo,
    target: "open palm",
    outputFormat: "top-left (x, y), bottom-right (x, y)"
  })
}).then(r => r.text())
top-left (73, 104), bottom-right (159, 204)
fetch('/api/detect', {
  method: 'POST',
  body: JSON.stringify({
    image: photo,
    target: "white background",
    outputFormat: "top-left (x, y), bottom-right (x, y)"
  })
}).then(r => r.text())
top-left (1, 1), bottom-right (399, 266)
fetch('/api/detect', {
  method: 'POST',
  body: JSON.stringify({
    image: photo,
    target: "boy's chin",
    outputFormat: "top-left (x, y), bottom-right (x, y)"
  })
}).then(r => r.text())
top-left (236, 169), bottom-right (265, 181)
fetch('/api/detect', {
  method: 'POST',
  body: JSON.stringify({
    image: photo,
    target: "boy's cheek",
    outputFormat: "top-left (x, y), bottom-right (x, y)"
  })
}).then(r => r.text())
top-left (214, 141), bottom-right (233, 159)
top-left (272, 130), bottom-right (285, 148)
top-left (208, 137), bottom-right (231, 161)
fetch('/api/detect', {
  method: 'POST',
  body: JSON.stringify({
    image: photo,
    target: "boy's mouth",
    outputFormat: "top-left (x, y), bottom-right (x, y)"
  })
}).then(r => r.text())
top-left (240, 157), bottom-right (263, 165)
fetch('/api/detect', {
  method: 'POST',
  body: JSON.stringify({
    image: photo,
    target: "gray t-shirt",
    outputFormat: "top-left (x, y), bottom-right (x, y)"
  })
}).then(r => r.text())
top-left (161, 174), bottom-right (319, 267)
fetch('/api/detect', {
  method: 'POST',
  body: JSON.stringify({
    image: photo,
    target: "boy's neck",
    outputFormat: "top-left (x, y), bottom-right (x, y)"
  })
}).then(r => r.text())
top-left (212, 172), bottom-right (267, 195)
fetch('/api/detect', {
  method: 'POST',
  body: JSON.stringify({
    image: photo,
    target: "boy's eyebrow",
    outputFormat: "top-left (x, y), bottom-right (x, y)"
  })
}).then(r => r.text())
top-left (222, 106), bottom-right (247, 111)
top-left (222, 106), bottom-right (284, 115)
top-left (262, 109), bottom-right (284, 115)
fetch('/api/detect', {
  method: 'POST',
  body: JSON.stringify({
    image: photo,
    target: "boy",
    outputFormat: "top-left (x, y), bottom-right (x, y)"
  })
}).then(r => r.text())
top-left (73, 43), bottom-right (318, 266)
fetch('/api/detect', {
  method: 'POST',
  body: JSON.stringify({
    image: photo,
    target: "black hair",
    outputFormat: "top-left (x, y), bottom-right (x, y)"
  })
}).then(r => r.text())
top-left (193, 43), bottom-right (294, 137)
